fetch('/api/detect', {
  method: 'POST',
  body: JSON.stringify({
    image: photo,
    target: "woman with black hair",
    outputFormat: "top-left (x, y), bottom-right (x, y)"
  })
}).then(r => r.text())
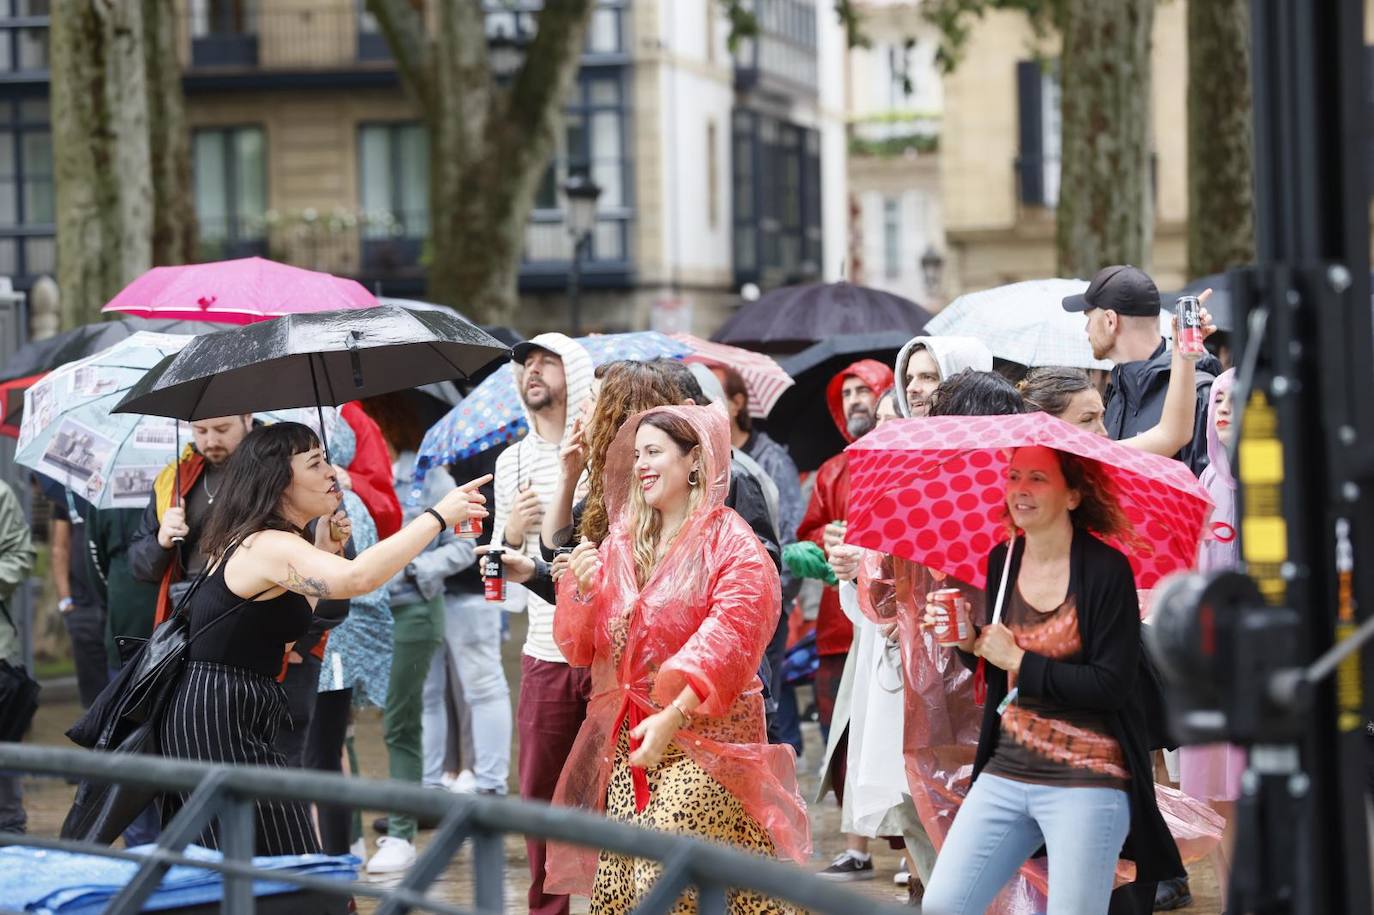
top-left (157, 422), bottom-right (488, 856)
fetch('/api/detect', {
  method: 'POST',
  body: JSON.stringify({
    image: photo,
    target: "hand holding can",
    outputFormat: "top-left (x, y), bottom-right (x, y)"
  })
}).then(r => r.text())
top-left (482, 547), bottom-right (506, 602)
top-left (926, 588), bottom-right (973, 648)
top-left (1174, 295), bottom-right (1206, 361)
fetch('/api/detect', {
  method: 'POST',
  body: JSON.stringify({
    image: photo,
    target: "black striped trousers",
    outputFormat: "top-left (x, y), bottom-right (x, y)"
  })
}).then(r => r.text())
top-left (159, 661), bottom-right (321, 856)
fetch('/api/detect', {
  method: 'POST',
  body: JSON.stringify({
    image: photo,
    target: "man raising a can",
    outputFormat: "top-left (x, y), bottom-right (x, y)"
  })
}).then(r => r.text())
top-left (1063, 265), bottom-right (1223, 477)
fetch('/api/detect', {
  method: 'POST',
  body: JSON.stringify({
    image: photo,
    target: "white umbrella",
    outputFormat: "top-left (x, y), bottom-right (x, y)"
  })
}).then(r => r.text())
top-left (928, 278), bottom-right (1173, 370)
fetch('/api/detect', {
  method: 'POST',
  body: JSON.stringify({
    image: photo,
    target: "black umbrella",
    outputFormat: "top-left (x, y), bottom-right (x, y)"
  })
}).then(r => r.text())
top-left (0, 316), bottom-right (234, 384)
top-left (377, 296), bottom-right (523, 391)
top-left (113, 305), bottom-right (510, 457)
top-left (712, 281), bottom-right (932, 355)
top-left (766, 331), bottom-right (911, 472)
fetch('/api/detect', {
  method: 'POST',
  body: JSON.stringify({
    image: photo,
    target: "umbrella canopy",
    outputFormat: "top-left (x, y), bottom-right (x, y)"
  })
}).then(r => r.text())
top-left (711, 281), bottom-right (932, 355)
top-left (670, 332), bottom-right (793, 418)
top-left (112, 305), bottom-right (509, 421)
top-left (926, 279), bottom-right (1114, 370)
top-left (417, 331), bottom-right (691, 468)
top-left (376, 296), bottom-right (525, 390)
top-left (14, 331), bottom-right (324, 508)
top-left (767, 331), bottom-right (911, 472)
top-left (844, 412), bottom-right (1212, 590)
top-left (0, 318), bottom-right (238, 438)
top-left (102, 257), bottom-right (378, 324)
top-left (0, 317), bottom-right (237, 385)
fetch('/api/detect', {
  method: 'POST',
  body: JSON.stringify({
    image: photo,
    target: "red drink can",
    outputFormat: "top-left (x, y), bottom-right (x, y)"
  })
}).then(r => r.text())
top-left (456, 516), bottom-right (482, 538)
top-left (1174, 295), bottom-right (1205, 360)
top-left (929, 588), bottom-right (970, 645)
top-left (483, 548), bottom-right (506, 602)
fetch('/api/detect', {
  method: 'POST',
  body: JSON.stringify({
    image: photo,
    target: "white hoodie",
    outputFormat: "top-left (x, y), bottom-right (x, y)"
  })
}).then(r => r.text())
top-left (892, 335), bottom-right (994, 417)
top-left (491, 333), bottom-right (594, 663)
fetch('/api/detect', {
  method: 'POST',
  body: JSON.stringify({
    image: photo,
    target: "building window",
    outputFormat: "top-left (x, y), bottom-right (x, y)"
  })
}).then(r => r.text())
top-left (734, 0), bottom-right (818, 92)
top-left (1016, 60), bottom-right (1061, 207)
top-left (883, 197), bottom-right (901, 280)
top-left (188, 0), bottom-right (259, 67)
top-left (193, 126), bottom-right (267, 261)
top-left (0, 98), bottom-right (53, 280)
top-left (358, 122), bottom-right (427, 273)
top-left (0, 1), bottom-right (49, 75)
top-left (732, 108), bottom-right (822, 288)
top-left (527, 72), bottom-right (629, 264)
top-left (359, 123), bottom-right (427, 238)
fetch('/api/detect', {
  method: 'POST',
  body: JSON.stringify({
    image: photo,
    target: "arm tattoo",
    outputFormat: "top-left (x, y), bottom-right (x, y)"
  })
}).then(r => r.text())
top-left (278, 562), bottom-right (331, 599)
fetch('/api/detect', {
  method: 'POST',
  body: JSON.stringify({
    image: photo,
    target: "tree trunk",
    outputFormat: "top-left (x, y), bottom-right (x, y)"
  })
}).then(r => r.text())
top-left (1187, 0), bottom-right (1253, 278)
top-left (1055, 0), bottom-right (1155, 278)
top-left (144, 0), bottom-right (196, 266)
top-left (368, 0), bottom-right (595, 325)
top-left (51, 0), bottom-right (153, 327)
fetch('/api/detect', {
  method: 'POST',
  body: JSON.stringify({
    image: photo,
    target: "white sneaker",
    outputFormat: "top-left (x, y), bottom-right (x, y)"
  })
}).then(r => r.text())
top-left (445, 769), bottom-right (477, 794)
top-left (349, 838), bottom-right (367, 861)
top-left (893, 861), bottom-right (910, 886)
top-left (365, 836), bottom-right (417, 874)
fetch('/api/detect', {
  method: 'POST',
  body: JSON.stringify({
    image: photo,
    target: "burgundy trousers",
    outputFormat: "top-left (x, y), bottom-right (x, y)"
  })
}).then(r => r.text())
top-left (517, 654), bottom-right (592, 915)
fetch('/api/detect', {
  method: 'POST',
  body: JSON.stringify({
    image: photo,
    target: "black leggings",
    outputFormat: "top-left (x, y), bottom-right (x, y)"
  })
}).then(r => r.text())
top-left (303, 688), bottom-right (353, 854)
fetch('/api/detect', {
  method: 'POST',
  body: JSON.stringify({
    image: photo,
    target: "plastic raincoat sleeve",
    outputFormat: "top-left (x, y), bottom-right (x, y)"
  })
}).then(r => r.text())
top-left (860, 553), bottom-right (904, 623)
top-left (652, 519), bottom-right (781, 717)
top-left (553, 564), bottom-right (602, 668)
top-left (1015, 547), bottom-right (1141, 712)
top-left (0, 481), bottom-right (35, 604)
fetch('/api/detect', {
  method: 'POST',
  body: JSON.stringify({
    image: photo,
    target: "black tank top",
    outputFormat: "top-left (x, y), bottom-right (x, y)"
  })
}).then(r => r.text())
top-left (186, 543), bottom-right (314, 678)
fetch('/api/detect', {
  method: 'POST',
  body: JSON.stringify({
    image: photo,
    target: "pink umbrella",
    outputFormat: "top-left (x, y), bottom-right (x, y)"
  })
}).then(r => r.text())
top-left (102, 257), bottom-right (379, 324)
top-left (669, 332), bottom-right (793, 418)
top-left (844, 412), bottom-right (1212, 590)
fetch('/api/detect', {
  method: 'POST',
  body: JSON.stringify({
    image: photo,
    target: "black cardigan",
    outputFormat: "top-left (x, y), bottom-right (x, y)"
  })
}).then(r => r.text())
top-left (960, 530), bottom-right (1186, 885)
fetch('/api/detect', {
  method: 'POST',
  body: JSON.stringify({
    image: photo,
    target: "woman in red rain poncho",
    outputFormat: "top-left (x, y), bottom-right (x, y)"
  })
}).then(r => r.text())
top-left (547, 405), bottom-right (811, 911)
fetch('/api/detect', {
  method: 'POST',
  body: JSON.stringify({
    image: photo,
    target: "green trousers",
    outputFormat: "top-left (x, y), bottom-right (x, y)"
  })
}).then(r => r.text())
top-left (383, 595), bottom-right (444, 841)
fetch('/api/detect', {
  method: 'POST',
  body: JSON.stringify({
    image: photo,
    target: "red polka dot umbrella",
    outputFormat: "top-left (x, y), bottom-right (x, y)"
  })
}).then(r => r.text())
top-left (844, 412), bottom-right (1213, 590)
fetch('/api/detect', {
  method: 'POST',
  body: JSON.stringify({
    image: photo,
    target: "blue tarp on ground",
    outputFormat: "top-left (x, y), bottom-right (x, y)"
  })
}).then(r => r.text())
top-left (0, 844), bottom-right (357, 914)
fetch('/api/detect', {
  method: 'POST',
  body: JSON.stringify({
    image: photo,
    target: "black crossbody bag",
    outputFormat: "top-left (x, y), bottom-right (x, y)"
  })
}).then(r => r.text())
top-left (0, 600), bottom-right (40, 742)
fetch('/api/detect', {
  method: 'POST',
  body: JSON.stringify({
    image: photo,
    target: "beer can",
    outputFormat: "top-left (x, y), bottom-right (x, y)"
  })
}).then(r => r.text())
top-left (456, 516), bottom-right (482, 538)
top-left (930, 588), bottom-right (970, 645)
top-left (483, 548), bottom-right (506, 602)
top-left (1174, 295), bottom-right (1205, 360)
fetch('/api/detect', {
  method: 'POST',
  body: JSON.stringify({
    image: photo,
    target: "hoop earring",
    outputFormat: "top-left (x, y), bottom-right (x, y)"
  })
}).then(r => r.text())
top-left (688, 469), bottom-right (700, 486)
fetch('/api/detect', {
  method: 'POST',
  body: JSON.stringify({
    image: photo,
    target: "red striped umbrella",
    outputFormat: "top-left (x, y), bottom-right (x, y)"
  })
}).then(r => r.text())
top-left (670, 333), bottom-right (793, 419)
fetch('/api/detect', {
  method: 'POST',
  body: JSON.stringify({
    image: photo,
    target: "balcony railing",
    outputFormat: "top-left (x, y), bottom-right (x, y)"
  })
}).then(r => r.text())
top-left (179, 7), bottom-right (393, 72)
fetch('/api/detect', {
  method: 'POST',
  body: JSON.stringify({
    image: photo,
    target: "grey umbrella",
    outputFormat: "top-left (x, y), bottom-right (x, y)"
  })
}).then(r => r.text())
top-left (112, 306), bottom-right (509, 456)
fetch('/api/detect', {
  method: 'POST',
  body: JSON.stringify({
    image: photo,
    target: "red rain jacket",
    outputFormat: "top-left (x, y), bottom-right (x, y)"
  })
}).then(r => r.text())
top-left (796, 358), bottom-right (893, 656)
top-left (341, 402), bottom-right (401, 539)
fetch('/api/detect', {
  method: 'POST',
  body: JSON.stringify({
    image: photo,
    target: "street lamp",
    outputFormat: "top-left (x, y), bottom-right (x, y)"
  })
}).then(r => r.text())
top-left (920, 244), bottom-right (946, 298)
top-left (563, 172), bottom-right (602, 336)
top-left (487, 20), bottom-right (529, 81)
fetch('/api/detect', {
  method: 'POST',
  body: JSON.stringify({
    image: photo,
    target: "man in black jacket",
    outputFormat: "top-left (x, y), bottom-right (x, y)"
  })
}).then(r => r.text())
top-left (1064, 265), bottom-right (1222, 478)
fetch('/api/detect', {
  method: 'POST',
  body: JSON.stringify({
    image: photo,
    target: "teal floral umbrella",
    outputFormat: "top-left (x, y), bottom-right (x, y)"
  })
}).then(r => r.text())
top-left (16, 331), bottom-right (326, 509)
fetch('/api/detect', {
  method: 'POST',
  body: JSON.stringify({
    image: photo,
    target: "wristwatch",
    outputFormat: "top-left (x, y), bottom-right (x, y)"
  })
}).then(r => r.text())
top-left (58, 597), bottom-right (74, 614)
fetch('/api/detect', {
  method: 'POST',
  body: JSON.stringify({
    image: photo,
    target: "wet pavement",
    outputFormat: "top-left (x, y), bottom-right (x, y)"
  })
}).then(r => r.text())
top-left (13, 694), bottom-right (1222, 913)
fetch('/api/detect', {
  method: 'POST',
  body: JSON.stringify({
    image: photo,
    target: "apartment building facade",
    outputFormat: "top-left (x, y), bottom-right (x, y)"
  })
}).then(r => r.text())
top-left (0, 0), bottom-right (850, 337)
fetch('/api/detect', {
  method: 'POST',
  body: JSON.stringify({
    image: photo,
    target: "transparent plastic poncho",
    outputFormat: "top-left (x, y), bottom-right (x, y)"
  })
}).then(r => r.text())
top-left (545, 406), bottom-right (811, 896)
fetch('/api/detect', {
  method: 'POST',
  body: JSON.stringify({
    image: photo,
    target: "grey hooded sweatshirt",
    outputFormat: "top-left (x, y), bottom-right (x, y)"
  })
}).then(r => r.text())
top-left (893, 336), bottom-right (995, 417)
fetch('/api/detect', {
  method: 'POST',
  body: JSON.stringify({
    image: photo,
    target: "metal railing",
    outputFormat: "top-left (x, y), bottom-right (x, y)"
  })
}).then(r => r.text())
top-left (0, 743), bottom-right (909, 915)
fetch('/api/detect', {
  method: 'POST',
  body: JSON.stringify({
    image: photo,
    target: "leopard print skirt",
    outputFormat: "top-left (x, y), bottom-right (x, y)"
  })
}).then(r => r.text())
top-left (590, 728), bottom-right (803, 914)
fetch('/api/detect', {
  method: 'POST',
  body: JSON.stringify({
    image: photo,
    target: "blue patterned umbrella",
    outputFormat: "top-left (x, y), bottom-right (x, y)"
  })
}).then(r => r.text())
top-left (413, 331), bottom-right (690, 493)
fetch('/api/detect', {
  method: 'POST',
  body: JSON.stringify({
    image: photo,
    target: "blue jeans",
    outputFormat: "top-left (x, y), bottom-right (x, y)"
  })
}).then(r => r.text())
top-left (923, 773), bottom-right (1130, 915)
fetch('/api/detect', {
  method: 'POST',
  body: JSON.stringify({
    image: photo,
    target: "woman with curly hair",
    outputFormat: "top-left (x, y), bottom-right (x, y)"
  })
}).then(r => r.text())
top-left (919, 445), bottom-right (1185, 914)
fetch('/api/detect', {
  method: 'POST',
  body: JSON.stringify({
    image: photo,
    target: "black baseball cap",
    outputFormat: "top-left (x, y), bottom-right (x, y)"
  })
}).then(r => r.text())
top-left (1062, 265), bottom-right (1161, 316)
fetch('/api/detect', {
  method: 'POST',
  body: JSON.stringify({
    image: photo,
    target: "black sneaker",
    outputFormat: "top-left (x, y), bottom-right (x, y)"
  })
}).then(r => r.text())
top-left (1154, 877), bottom-right (1193, 911)
top-left (817, 851), bottom-right (875, 882)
